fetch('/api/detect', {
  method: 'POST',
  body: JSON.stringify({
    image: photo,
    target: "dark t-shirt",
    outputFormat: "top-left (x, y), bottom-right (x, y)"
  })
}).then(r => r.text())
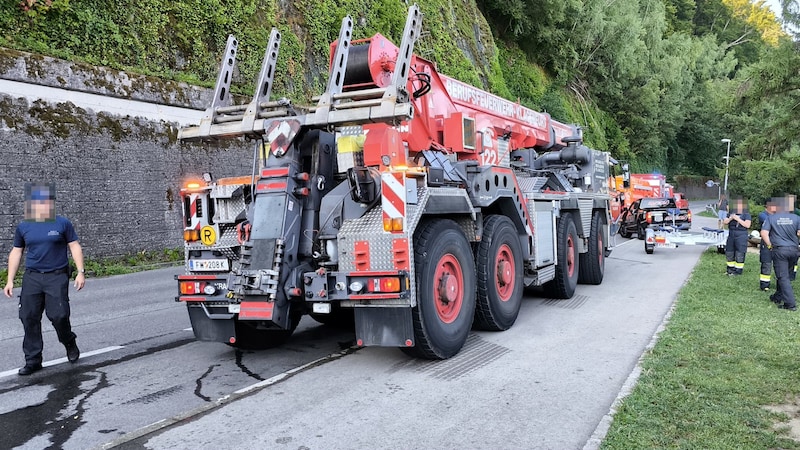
top-left (728, 212), bottom-right (751, 232)
top-left (758, 211), bottom-right (771, 228)
top-left (762, 212), bottom-right (800, 248)
top-left (13, 216), bottom-right (79, 272)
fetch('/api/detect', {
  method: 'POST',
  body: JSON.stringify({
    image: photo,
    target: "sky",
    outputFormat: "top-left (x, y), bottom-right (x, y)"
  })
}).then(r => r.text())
top-left (764, 0), bottom-right (783, 18)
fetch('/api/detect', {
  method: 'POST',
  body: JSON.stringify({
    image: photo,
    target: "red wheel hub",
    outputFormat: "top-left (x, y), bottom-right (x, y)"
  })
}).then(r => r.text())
top-left (566, 234), bottom-right (575, 277)
top-left (495, 244), bottom-right (515, 302)
top-left (434, 254), bottom-right (463, 324)
top-left (597, 234), bottom-right (603, 265)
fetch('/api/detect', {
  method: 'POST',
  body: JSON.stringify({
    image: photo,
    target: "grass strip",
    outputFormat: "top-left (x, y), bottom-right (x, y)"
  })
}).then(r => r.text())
top-left (602, 248), bottom-right (800, 449)
top-left (1, 248), bottom-right (183, 285)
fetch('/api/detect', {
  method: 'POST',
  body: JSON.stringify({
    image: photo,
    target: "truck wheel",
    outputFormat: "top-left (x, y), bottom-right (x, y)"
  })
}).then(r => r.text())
top-left (403, 219), bottom-right (476, 360)
top-left (543, 213), bottom-right (580, 299)
top-left (474, 215), bottom-right (523, 331)
top-left (578, 211), bottom-right (605, 285)
top-left (645, 243), bottom-right (654, 254)
top-left (230, 311), bottom-right (301, 350)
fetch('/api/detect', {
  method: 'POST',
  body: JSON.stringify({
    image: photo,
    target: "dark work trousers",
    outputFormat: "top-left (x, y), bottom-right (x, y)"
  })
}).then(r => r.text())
top-left (772, 246), bottom-right (800, 308)
top-left (725, 230), bottom-right (748, 275)
top-left (19, 270), bottom-right (76, 366)
top-left (760, 242), bottom-right (773, 289)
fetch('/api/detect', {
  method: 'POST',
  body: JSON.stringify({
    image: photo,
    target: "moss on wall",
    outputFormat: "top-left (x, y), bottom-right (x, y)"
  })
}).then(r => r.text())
top-left (0, 0), bottom-right (618, 151)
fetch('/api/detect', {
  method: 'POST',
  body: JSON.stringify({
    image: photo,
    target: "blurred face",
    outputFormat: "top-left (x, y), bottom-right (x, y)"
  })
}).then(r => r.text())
top-left (24, 183), bottom-right (56, 222)
top-left (775, 196), bottom-right (795, 213)
top-left (767, 201), bottom-right (777, 213)
top-left (25, 198), bottom-right (55, 222)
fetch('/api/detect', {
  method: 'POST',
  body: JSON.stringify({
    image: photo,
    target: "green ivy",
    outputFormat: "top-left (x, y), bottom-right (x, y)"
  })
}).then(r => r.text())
top-left (0, 0), bottom-right (624, 153)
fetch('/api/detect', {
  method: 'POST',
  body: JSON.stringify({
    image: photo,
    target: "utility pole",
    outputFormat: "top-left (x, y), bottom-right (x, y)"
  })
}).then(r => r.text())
top-left (721, 138), bottom-right (731, 195)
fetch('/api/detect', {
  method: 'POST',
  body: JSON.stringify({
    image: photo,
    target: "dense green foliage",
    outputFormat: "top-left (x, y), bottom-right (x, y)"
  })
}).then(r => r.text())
top-left (1, 0), bottom-right (798, 202)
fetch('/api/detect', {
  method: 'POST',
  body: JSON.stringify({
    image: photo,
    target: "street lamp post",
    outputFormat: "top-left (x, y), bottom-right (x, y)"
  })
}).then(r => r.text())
top-left (721, 138), bottom-right (731, 195)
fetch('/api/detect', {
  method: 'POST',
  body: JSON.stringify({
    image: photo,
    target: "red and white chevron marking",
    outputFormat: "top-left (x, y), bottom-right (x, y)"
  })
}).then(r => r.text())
top-left (187, 194), bottom-right (202, 230)
top-left (381, 172), bottom-right (406, 231)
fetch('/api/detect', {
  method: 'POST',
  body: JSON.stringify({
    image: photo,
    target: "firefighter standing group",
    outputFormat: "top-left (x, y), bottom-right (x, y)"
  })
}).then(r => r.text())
top-left (720, 194), bottom-right (800, 311)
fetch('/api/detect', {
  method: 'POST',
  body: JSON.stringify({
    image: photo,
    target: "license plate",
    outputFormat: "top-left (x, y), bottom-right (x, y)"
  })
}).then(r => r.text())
top-left (189, 259), bottom-right (229, 272)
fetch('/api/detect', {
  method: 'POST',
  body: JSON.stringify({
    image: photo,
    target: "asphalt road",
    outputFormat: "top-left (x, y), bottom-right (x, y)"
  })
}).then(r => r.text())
top-left (0, 202), bottom-right (718, 449)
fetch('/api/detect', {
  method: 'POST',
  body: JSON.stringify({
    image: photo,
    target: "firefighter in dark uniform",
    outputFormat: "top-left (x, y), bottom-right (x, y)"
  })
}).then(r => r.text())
top-left (724, 197), bottom-right (752, 276)
top-left (761, 195), bottom-right (800, 310)
top-left (3, 183), bottom-right (86, 375)
top-left (758, 199), bottom-right (777, 290)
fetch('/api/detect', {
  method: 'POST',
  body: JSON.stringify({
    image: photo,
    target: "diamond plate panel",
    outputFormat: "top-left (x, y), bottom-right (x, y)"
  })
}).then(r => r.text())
top-left (337, 125), bottom-right (364, 136)
top-left (212, 193), bottom-right (246, 224)
top-left (210, 184), bottom-right (244, 199)
top-left (338, 208), bottom-right (416, 307)
top-left (517, 176), bottom-right (548, 194)
top-left (185, 224), bottom-right (241, 259)
top-left (339, 207), bottom-right (411, 273)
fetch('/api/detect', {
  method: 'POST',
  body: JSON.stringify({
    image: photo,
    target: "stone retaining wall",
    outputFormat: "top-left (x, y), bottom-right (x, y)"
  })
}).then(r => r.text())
top-left (0, 48), bottom-right (251, 260)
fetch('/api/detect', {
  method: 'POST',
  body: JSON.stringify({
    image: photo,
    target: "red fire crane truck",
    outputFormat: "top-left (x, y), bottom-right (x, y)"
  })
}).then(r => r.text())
top-left (176, 5), bottom-right (615, 359)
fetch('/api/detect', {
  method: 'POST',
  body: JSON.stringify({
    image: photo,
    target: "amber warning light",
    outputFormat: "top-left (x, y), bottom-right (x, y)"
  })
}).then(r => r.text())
top-left (184, 229), bottom-right (200, 241)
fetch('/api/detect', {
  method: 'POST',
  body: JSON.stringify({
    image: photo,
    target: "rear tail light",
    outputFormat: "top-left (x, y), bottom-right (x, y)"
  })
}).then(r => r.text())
top-left (687, 210), bottom-right (692, 222)
top-left (350, 276), bottom-right (404, 294)
top-left (180, 281), bottom-right (202, 295)
top-left (370, 277), bottom-right (401, 293)
top-left (646, 213), bottom-right (653, 224)
top-left (179, 281), bottom-right (217, 295)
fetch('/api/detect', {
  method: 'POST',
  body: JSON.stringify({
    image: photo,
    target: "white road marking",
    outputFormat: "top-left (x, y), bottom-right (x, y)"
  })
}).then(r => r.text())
top-left (0, 345), bottom-right (125, 379)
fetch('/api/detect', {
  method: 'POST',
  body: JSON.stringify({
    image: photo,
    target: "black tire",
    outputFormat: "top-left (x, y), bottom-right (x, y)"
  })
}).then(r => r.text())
top-left (637, 221), bottom-right (646, 240)
top-left (578, 211), bottom-right (605, 285)
top-left (543, 214), bottom-right (580, 299)
top-left (618, 211), bottom-right (632, 238)
top-left (474, 215), bottom-right (523, 331)
top-left (619, 225), bottom-right (632, 239)
top-left (645, 243), bottom-right (654, 254)
top-left (229, 310), bottom-right (301, 350)
top-left (402, 219), bottom-right (476, 360)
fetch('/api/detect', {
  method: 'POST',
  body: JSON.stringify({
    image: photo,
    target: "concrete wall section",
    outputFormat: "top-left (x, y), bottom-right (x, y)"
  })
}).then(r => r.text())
top-left (0, 94), bottom-right (252, 260)
top-left (0, 47), bottom-right (213, 109)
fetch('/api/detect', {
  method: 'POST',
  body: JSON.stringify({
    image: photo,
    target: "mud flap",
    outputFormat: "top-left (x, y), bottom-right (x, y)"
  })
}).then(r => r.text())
top-left (187, 305), bottom-right (236, 343)
top-left (354, 307), bottom-right (414, 347)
